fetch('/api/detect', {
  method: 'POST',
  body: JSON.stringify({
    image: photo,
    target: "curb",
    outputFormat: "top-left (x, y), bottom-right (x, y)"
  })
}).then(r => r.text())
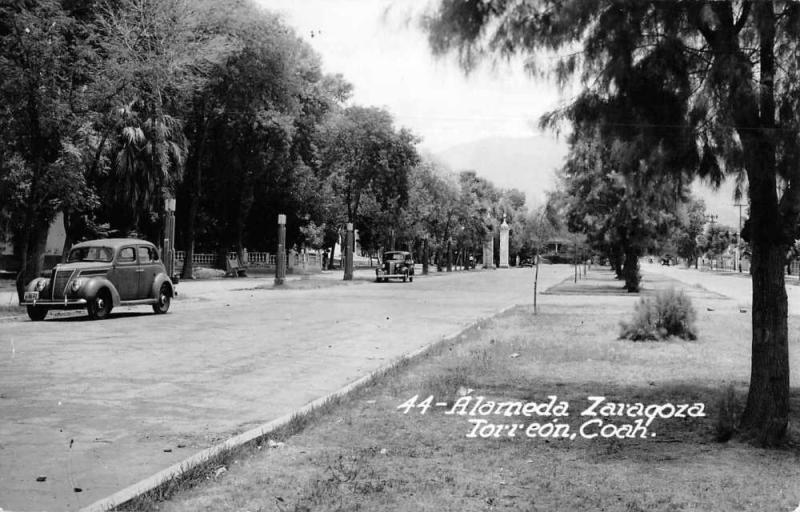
top-left (78, 301), bottom-right (522, 512)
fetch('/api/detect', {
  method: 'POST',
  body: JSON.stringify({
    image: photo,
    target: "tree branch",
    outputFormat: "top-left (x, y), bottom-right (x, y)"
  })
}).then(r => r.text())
top-left (734, 2), bottom-right (751, 34)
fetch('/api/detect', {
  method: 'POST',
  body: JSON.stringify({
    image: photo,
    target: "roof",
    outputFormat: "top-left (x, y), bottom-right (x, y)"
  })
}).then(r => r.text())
top-left (71, 238), bottom-right (155, 249)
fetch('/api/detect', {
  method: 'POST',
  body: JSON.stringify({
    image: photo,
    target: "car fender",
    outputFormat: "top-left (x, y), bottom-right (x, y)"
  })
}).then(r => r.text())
top-left (80, 278), bottom-right (121, 306)
top-left (151, 273), bottom-right (174, 298)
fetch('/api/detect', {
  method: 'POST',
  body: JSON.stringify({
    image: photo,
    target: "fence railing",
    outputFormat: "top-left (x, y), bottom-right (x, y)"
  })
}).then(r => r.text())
top-left (696, 257), bottom-right (751, 273)
top-left (174, 250), bottom-right (322, 269)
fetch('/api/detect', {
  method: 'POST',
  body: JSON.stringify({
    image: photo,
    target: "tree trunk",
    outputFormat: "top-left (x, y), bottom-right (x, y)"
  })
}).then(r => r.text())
top-left (422, 238), bottom-right (429, 275)
top-left (735, 2), bottom-right (789, 445)
top-left (739, 135), bottom-right (789, 445)
top-left (15, 222), bottom-right (48, 303)
top-left (622, 244), bottom-right (640, 293)
top-left (61, 211), bottom-right (72, 263)
top-left (741, 239), bottom-right (789, 445)
top-left (181, 154), bottom-right (203, 279)
top-left (609, 246), bottom-right (624, 279)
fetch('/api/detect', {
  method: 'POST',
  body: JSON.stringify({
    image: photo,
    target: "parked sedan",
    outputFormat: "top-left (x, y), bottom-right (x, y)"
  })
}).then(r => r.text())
top-left (21, 238), bottom-right (175, 321)
top-left (375, 251), bottom-right (415, 282)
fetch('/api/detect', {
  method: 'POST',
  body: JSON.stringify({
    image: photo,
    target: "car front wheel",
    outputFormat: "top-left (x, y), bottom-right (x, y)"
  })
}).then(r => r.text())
top-left (27, 305), bottom-right (48, 321)
top-left (87, 289), bottom-right (112, 320)
top-left (152, 283), bottom-right (171, 314)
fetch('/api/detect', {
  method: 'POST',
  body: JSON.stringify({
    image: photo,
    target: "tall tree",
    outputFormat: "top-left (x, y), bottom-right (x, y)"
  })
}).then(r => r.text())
top-left (0, 0), bottom-right (98, 300)
top-left (425, 0), bottom-right (800, 445)
top-left (561, 127), bottom-right (685, 291)
top-left (95, 0), bottom-right (226, 240)
top-left (318, 106), bottom-right (420, 236)
top-left (670, 198), bottom-right (707, 268)
top-left (181, 6), bottom-right (322, 269)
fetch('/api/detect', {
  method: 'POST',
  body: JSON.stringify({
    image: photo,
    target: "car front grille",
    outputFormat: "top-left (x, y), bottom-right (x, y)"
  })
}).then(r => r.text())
top-left (51, 269), bottom-right (73, 300)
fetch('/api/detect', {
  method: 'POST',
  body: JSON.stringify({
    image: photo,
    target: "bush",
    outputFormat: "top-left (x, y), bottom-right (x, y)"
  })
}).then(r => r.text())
top-left (714, 384), bottom-right (739, 442)
top-left (619, 287), bottom-right (697, 341)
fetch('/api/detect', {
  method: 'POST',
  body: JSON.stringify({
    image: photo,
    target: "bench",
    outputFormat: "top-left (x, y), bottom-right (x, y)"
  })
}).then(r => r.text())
top-left (225, 257), bottom-right (247, 277)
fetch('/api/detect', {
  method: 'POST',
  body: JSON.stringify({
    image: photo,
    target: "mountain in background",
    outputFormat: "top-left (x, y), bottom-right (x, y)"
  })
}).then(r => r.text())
top-left (432, 135), bottom-right (743, 228)
top-left (432, 135), bottom-right (568, 208)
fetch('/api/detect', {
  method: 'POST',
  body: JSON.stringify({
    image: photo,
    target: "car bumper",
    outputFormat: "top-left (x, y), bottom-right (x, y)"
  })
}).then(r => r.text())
top-left (21, 298), bottom-right (87, 309)
top-left (376, 270), bottom-right (411, 278)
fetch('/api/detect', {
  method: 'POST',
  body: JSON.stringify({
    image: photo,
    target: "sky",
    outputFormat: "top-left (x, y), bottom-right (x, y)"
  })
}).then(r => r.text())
top-left (258, 0), bottom-right (740, 227)
top-left (260, 0), bottom-right (565, 154)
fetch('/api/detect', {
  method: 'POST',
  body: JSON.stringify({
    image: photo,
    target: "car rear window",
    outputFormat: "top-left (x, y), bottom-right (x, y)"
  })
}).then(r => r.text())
top-left (138, 246), bottom-right (158, 263)
top-left (118, 247), bottom-right (136, 263)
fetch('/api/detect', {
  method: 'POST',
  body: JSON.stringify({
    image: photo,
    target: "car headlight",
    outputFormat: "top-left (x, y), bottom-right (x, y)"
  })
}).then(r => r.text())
top-left (71, 278), bottom-right (86, 292)
top-left (34, 279), bottom-right (49, 292)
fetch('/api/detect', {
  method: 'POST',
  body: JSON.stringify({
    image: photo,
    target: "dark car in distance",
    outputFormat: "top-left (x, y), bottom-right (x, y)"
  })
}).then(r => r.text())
top-left (376, 251), bottom-right (415, 282)
top-left (21, 238), bottom-right (175, 321)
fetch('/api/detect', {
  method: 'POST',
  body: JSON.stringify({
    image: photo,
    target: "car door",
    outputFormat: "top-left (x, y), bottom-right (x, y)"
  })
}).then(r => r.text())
top-left (113, 245), bottom-right (140, 300)
top-left (137, 245), bottom-right (160, 298)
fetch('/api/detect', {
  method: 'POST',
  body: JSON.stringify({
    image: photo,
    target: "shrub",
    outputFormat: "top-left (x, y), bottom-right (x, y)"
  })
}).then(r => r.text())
top-left (714, 384), bottom-right (739, 442)
top-left (619, 287), bottom-right (697, 341)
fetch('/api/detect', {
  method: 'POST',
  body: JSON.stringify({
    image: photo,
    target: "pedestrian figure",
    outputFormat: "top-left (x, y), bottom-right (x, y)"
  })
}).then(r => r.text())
top-left (322, 250), bottom-right (329, 270)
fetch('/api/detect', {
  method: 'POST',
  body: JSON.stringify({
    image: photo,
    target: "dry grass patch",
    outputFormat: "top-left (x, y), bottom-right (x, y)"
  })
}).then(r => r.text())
top-left (145, 273), bottom-right (800, 512)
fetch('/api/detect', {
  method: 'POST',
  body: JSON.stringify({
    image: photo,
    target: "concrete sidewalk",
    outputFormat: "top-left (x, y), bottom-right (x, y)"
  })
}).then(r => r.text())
top-left (642, 262), bottom-right (800, 315)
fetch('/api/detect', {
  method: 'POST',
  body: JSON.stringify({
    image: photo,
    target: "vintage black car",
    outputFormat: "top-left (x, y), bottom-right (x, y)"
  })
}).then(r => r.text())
top-left (376, 251), bottom-right (415, 282)
top-left (21, 238), bottom-right (175, 321)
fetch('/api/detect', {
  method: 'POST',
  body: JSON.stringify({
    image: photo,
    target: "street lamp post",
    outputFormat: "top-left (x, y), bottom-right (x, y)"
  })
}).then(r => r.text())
top-left (163, 197), bottom-right (177, 279)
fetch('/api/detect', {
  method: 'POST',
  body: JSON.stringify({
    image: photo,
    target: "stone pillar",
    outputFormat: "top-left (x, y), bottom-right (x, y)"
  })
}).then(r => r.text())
top-left (483, 235), bottom-right (494, 269)
top-left (275, 214), bottom-right (286, 285)
top-left (499, 214), bottom-right (510, 268)
top-left (344, 222), bottom-right (354, 281)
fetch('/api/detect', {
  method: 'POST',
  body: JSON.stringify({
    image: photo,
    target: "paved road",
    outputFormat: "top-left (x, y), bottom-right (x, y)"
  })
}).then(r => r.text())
top-left (0, 266), bottom-right (572, 511)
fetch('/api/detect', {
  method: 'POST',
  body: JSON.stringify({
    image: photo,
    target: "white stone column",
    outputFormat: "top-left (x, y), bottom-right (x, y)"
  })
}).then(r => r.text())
top-left (499, 214), bottom-right (510, 268)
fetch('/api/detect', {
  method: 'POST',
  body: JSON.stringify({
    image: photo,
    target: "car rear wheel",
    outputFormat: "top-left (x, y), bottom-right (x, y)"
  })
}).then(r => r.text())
top-left (87, 289), bottom-right (112, 320)
top-left (152, 283), bottom-right (171, 314)
top-left (27, 305), bottom-right (48, 321)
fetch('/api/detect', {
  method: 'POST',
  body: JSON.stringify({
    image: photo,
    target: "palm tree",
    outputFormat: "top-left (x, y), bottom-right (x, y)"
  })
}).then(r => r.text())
top-left (110, 101), bottom-right (186, 236)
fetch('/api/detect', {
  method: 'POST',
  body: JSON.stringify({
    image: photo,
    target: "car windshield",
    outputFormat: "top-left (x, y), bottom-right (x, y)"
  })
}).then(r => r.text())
top-left (385, 253), bottom-right (406, 261)
top-left (68, 246), bottom-right (113, 263)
